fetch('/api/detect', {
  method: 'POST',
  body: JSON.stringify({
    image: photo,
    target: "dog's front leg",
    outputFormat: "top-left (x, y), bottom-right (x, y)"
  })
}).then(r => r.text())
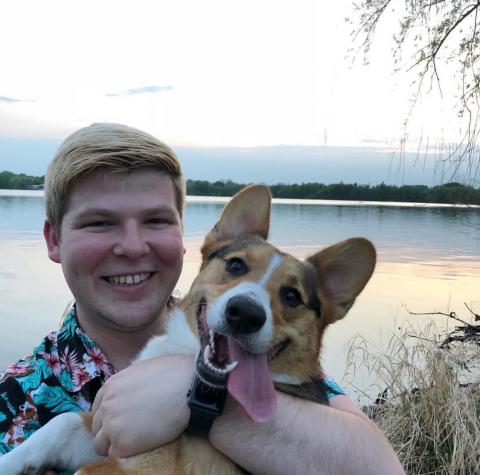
top-left (0, 412), bottom-right (103, 474)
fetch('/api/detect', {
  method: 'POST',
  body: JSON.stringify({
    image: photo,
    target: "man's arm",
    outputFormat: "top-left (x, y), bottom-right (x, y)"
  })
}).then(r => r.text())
top-left (210, 392), bottom-right (405, 475)
top-left (91, 356), bottom-right (404, 474)
top-left (0, 373), bottom-right (40, 454)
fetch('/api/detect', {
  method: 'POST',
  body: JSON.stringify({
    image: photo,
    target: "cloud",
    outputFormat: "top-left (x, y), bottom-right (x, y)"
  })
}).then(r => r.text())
top-left (106, 85), bottom-right (173, 97)
top-left (0, 96), bottom-right (34, 103)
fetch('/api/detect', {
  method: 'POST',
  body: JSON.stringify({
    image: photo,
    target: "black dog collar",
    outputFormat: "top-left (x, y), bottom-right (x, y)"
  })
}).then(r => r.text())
top-left (186, 372), bottom-right (228, 437)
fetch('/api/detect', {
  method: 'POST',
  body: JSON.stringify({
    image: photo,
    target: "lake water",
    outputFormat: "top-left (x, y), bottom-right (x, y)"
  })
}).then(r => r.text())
top-left (1, 190), bottom-right (479, 400)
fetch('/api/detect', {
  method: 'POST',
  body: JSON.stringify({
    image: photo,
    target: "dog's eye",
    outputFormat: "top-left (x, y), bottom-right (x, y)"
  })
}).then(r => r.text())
top-left (280, 287), bottom-right (302, 308)
top-left (226, 257), bottom-right (248, 276)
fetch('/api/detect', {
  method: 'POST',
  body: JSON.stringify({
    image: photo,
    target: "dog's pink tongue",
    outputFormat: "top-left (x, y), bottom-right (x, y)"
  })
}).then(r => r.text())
top-left (227, 336), bottom-right (276, 422)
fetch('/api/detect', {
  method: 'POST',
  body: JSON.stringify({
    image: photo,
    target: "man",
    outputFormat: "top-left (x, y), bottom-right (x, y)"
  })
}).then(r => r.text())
top-left (0, 123), bottom-right (404, 474)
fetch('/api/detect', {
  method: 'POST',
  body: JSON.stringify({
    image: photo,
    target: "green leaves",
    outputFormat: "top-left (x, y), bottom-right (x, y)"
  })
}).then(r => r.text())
top-left (34, 384), bottom-right (80, 414)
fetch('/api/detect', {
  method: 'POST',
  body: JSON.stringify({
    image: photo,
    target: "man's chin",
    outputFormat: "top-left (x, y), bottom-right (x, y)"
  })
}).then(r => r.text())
top-left (101, 311), bottom-right (163, 334)
top-left (78, 301), bottom-right (165, 335)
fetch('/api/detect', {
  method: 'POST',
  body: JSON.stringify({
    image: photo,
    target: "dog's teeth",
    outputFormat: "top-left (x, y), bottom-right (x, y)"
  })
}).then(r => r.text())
top-left (204, 345), bottom-right (212, 363)
top-left (209, 330), bottom-right (215, 350)
top-left (203, 342), bottom-right (236, 376)
top-left (225, 361), bottom-right (238, 372)
top-left (203, 354), bottom-right (232, 375)
top-left (206, 358), bottom-right (221, 373)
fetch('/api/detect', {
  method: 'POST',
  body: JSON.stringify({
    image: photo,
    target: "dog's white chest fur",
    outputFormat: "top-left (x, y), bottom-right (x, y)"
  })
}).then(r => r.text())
top-left (135, 308), bottom-right (200, 363)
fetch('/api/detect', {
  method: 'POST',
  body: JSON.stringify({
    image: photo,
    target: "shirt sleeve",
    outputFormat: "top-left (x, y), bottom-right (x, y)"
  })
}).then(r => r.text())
top-left (0, 376), bottom-right (76, 475)
top-left (323, 377), bottom-right (347, 399)
top-left (0, 367), bottom-right (41, 454)
top-left (0, 390), bottom-right (14, 454)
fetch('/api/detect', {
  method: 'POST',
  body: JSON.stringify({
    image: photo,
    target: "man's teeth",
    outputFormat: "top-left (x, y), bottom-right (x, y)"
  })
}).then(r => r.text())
top-left (209, 329), bottom-right (215, 352)
top-left (203, 345), bottom-right (238, 375)
top-left (106, 273), bottom-right (152, 285)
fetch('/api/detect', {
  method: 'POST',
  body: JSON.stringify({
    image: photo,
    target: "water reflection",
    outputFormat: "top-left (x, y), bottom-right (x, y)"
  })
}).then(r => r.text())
top-left (1, 191), bottom-right (479, 397)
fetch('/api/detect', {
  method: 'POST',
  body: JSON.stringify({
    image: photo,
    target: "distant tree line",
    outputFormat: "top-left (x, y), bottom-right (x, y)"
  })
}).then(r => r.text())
top-left (2, 171), bottom-right (479, 204)
top-left (0, 171), bottom-right (44, 189)
top-left (187, 179), bottom-right (480, 205)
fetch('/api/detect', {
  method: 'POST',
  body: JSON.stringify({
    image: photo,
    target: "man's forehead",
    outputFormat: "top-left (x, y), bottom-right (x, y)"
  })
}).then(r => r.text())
top-left (63, 169), bottom-right (178, 217)
top-left (72, 168), bottom-right (169, 189)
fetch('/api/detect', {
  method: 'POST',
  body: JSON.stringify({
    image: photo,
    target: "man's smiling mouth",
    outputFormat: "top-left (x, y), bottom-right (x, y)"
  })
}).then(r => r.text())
top-left (103, 272), bottom-right (154, 286)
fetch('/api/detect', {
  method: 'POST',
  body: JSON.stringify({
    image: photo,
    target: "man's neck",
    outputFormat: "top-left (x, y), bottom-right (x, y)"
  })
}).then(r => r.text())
top-left (76, 309), bottom-right (166, 372)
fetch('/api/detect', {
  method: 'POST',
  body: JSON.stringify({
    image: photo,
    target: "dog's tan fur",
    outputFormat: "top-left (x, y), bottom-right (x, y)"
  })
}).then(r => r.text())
top-left (74, 184), bottom-right (376, 475)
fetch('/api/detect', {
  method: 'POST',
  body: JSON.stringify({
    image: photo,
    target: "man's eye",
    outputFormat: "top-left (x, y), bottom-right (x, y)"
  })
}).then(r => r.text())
top-left (85, 221), bottom-right (111, 228)
top-left (148, 218), bottom-right (166, 225)
top-left (280, 287), bottom-right (303, 308)
top-left (226, 257), bottom-right (248, 276)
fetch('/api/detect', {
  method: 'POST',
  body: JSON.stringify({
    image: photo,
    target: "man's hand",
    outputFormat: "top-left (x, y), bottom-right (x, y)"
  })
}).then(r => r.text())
top-left (91, 355), bottom-right (194, 458)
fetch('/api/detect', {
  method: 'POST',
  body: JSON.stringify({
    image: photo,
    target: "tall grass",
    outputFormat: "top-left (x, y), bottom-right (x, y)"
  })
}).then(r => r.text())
top-left (346, 322), bottom-right (480, 474)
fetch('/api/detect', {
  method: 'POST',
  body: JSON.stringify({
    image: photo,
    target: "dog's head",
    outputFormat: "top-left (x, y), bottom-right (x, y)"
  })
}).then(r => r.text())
top-left (183, 184), bottom-right (376, 422)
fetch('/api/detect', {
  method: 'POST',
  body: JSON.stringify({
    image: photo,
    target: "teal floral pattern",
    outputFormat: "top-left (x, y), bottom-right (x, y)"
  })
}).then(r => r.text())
top-left (0, 306), bottom-right (114, 454)
top-left (0, 305), bottom-right (347, 474)
top-left (324, 377), bottom-right (347, 398)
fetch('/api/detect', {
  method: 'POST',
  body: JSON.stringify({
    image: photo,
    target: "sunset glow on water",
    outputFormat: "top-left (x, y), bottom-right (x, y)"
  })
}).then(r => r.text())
top-left (1, 191), bottom-right (479, 398)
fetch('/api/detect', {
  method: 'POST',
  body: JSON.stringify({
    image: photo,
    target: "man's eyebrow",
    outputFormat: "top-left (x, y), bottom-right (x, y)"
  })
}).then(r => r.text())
top-left (74, 206), bottom-right (177, 218)
top-left (143, 206), bottom-right (178, 214)
top-left (73, 207), bottom-right (115, 219)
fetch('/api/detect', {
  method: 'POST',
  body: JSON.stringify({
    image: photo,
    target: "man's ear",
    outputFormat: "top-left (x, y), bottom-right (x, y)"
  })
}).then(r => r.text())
top-left (307, 238), bottom-right (376, 324)
top-left (43, 220), bottom-right (61, 263)
top-left (202, 184), bottom-right (271, 253)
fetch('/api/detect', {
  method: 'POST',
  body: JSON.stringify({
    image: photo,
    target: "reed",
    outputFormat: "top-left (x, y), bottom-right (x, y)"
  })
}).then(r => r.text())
top-left (346, 322), bottom-right (480, 474)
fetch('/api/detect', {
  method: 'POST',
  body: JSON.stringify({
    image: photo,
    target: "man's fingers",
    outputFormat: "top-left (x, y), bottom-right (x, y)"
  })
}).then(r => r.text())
top-left (91, 407), bottom-right (102, 435)
top-left (91, 386), bottom-right (105, 436)
top-left (94, 428), bottom-right (111, 457)
top-left (92, 385), bottom-right (104, 414)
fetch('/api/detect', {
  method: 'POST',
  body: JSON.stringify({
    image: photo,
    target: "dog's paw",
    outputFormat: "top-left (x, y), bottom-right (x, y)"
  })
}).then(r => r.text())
top-left (0, 456), bottom-right (41, 475)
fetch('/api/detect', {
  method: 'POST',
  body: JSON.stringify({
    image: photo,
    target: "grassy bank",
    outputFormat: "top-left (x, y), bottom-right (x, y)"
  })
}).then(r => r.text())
top-left (348, 317), bottom-right (480, 474)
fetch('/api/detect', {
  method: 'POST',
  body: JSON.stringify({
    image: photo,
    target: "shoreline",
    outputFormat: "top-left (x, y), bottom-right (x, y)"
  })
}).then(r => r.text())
top-left (1, 189), bottom-right (478, 209)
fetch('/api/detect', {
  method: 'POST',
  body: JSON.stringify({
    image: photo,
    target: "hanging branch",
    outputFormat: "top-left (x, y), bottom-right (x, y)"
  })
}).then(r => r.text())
top-left (349, 0), bottom-right (480, 184)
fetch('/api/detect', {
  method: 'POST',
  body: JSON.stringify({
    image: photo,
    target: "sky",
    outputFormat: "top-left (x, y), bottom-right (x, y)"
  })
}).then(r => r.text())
top-left (0, 0), bottom-right (471, 185)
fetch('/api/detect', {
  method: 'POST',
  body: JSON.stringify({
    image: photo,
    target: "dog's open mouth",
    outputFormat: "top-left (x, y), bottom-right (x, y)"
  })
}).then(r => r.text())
top-left (195, 302), bottom-right (236, 388)
top-left (196, 301), bottom-right (290, 422)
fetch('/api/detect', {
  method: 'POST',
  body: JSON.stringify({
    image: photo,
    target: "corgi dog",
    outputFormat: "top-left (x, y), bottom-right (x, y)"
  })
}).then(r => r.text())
top-left (0, 184), bottom-right (376, 474)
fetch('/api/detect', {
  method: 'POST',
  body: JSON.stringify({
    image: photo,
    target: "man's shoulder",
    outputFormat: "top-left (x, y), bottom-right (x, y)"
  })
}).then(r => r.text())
top-left (0, 341), bottom-right (55, 423)
top-left (0, 353), bottom-right (42, 451)
top-left (0, 356), bottom-right (36, 384)
top-left (0, 320), bottom-right (62, 388)
top-left (0, 323), bottom-right (95, 451)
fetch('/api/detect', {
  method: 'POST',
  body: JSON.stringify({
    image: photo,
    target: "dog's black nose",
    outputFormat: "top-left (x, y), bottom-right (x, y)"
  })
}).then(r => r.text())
top-left (225, 296), bottom-right (266, 334)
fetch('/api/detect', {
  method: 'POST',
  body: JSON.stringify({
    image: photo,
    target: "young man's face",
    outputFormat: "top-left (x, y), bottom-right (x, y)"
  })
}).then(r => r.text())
top-left (44, 169), bottom-right (184, 335)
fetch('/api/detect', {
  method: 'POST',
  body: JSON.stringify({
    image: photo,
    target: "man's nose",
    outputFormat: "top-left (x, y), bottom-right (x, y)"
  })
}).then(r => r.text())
top-left (112, 222), bottom-right (149, 258)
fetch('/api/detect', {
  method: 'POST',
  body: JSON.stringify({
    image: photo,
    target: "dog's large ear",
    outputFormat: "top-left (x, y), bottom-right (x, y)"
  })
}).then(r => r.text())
top-left (202, 184), bottom-right (271, 251)
top-left (307, 238), bottom-right (376, 324)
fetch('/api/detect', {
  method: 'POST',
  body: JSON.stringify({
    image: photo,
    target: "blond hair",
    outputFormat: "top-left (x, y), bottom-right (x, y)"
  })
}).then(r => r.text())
top-left (45, 123), bottom-right (185, 233)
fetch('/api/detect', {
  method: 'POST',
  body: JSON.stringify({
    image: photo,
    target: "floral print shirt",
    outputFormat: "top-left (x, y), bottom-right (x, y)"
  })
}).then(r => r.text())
top-left (324, 377), bottom-right (346, 399)
top-left (0, 305), bottom-right (114, 455)
top-left (0, 305), bottom-right (347, 472)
